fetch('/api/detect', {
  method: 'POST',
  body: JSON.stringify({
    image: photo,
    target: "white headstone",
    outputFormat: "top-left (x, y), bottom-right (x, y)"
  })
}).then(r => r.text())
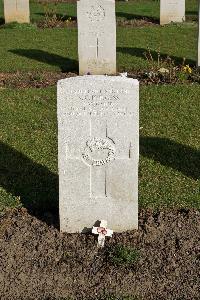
top-left (4, 0), bottom-right (30, 23)
top-left (198, 0), bottom-right (200, 66)
top-left (160, 0), bottom-right (185, 25)
top-left (57, 75), bottom-right (139, 233)
top-left (77, 0), bottom-right (116, 75)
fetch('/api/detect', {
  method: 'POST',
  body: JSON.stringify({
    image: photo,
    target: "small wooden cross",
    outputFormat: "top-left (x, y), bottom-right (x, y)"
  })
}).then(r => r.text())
top-left (92, 220), bottom-right (113, 248)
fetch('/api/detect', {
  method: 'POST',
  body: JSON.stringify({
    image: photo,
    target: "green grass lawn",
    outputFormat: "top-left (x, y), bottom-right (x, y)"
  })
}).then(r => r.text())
top-left (0, 85), bottom-right (199, 214)
top-left (0, 0), bottom-right (199, 23)
top-left (0, 0), bottom-right (199, 215)
top-left (0, 23), bottom-right (198, 72)
top-left (0, 0), bottom-right (198, 73)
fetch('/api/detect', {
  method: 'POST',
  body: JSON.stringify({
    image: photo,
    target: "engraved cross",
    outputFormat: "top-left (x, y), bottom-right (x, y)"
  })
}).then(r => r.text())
top-left (66, 120), bottom-right (133, 200)
top-left (82, 120), bottom-right (133, 199)
top-left (89, 34), bottom-right (103, 59)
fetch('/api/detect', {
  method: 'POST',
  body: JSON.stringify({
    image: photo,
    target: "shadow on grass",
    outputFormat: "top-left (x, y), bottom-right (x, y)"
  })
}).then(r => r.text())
top-left (116, 12), bottom-right (159, 24)
top-left (9, 49), bottom-right (78, 72)
top-left (117, 47), bottom-right (195, 66)
top-left (0, 142), bottom-right (59, 227)
top-left (140, 136), bottom-right (200, 180)
top-left (186, 9), bottom-right (198, 22)
top-left (1, 138), bottom-right (199, 228)
top-left (0, 17), bottom-right (5, 25)
top-left (186, 10), bottom-right (198, 16)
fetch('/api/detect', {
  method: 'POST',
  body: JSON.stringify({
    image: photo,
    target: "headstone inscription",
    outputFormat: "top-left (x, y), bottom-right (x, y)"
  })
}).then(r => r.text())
top-left (57, 76), bottom-right (139, 233)
top-left (160, 0), bottom-right (185, 25)
top-left (4, 0), bottom-right (30, 24)
top-left (77, 0), bottom-right (116, 75)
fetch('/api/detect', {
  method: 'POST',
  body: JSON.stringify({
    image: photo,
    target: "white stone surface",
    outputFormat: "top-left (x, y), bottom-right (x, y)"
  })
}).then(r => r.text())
top-left (92, 220), bottom-right (113, 247)
top-left (160, 0), bottom-right (185, 25)
top-left (77, 0), bottom-right (116, 75)
top-left (4, 0), bottom-right (30, 23)
top-left (198, 0), bottom-right (200, 66)
top-left (57, 76), bottom-right (139, 233)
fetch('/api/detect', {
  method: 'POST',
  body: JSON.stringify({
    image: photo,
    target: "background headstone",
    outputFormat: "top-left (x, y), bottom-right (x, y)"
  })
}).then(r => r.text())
top-left (77, 0), bottom-right (116, 75)
top-left (4, 0), bottom-right (30, 24)
top-left (160, 0), bottom-right (185, 25)
top-left (57, 76), bottom-right (139, 233)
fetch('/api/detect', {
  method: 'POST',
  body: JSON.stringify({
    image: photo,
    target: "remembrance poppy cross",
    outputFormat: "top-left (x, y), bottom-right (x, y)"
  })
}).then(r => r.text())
top-left (92, 220), bottom-right (113, 248)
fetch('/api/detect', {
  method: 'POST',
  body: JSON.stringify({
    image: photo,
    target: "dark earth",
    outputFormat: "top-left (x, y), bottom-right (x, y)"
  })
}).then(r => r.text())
top-left (0, 208), bottom-right (199, 300)
top-left (1, 71), bottom-right (200, 89)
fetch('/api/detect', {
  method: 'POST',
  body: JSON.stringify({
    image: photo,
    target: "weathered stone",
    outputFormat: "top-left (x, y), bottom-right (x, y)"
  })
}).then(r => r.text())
top-left (4, 0), bottom-right (30, 23)
top-left (57, 76), bottom-right (139, 233)
top-left (160, 0), bottom-right (185, 25)
top-left (77, 0), bottom-right (116, 75)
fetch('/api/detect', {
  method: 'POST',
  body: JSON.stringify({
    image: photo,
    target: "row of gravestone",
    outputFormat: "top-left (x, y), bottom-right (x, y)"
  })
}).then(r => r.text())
top-left (4, 0), bottom-right (200, 234)
top-left (3, 0), bottom-right (186, 25)
top-left (4, 0), bottom-right (200, 69)
top-left (58, 1), bottom-right (199, 233)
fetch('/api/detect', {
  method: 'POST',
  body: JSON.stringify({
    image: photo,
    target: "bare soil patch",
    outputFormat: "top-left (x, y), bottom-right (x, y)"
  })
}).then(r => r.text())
top-left (117, 17), bottom-right (159, 28)
top-left (0, 208), bottom-right (199, 300)
top-left (36, 17), bottom-right (158, 29)
top-left (0, 72), bottom-right (77, 89)
top-left (1, 71), bottom-right (199, 89)
top-left (37, 0), bottom-right (77, 3)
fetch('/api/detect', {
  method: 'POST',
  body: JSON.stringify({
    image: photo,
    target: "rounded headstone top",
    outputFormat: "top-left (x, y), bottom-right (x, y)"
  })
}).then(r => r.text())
top-left (57, 75), bottom-right (139, 86)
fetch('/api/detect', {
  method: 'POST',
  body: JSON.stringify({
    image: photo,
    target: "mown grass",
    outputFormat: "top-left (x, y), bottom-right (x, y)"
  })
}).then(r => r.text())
top-left (0, 0), bottom-right (198, 73)
top-left (140, 85), bottom-right (199, 208)
top-left (0, 0), bottom-right (198, 23)
top-left (0, 23), bottom-right (198, 72)
top-left (0, 0), bottom-right (199, 215)
top-left (0, 87), bottom-right (57, 213)
top-left (0, 85), bottom-right (199, 214)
